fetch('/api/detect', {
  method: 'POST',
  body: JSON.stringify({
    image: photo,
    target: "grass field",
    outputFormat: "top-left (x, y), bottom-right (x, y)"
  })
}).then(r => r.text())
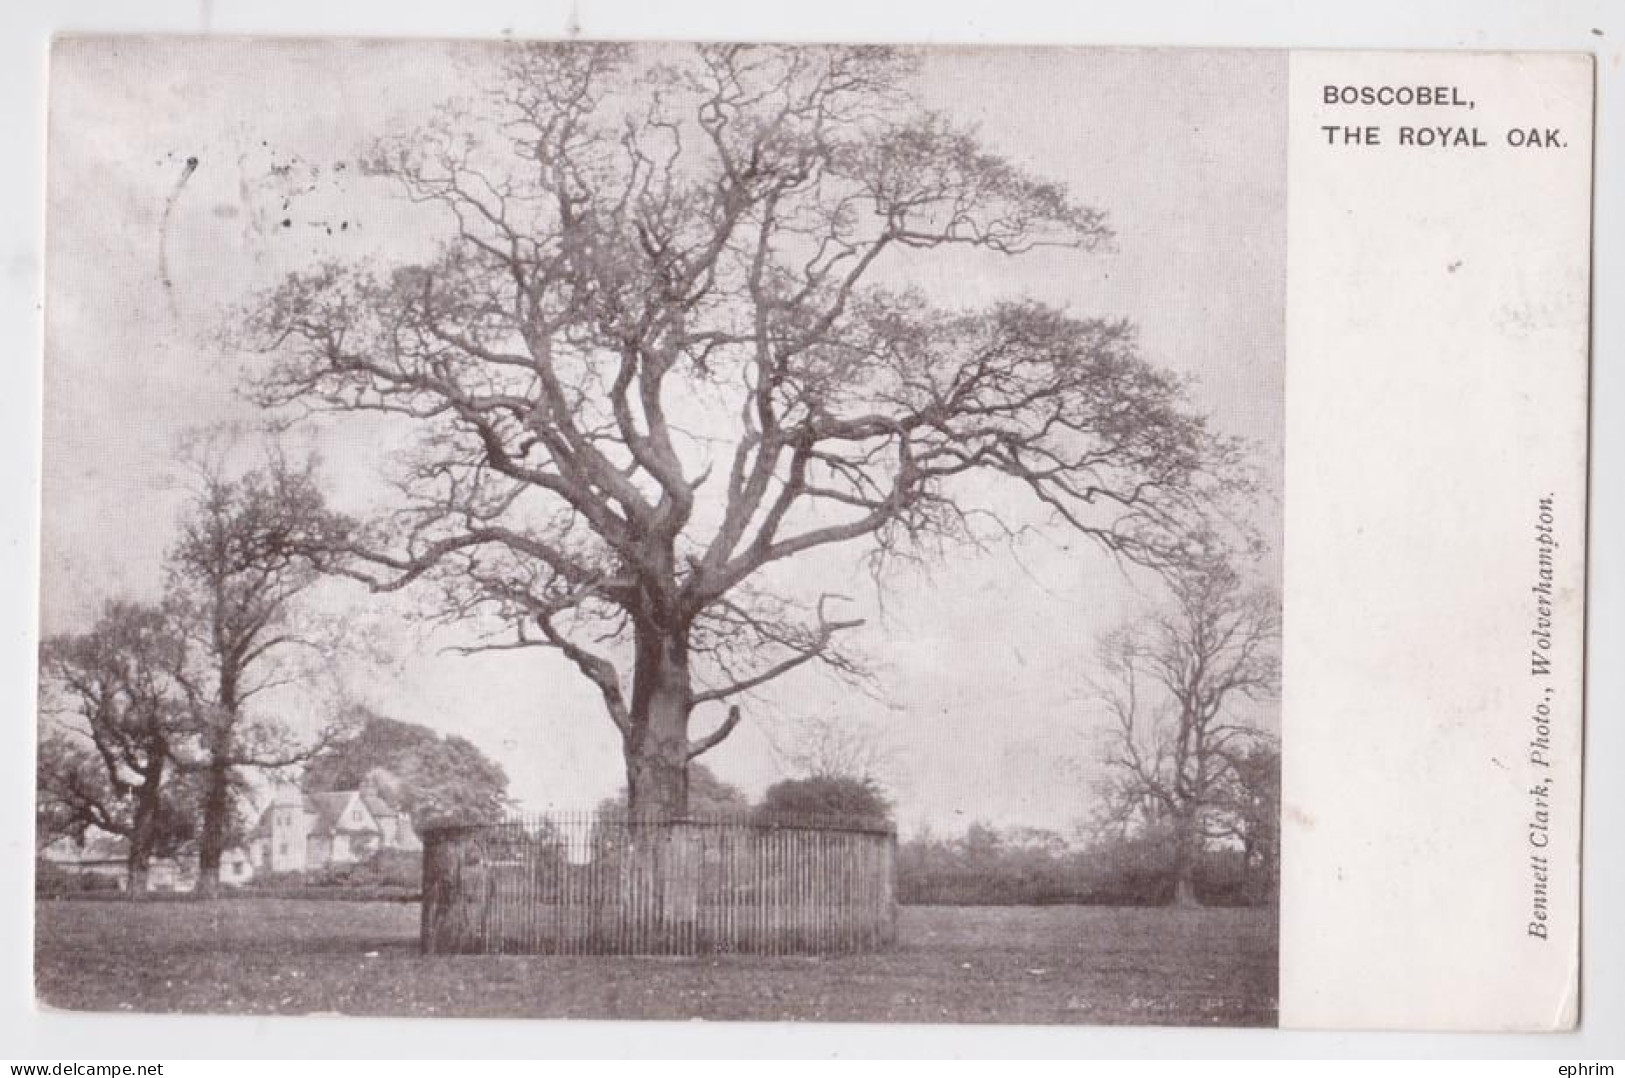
top-left (35, 898), bottom-right (1277, 1026)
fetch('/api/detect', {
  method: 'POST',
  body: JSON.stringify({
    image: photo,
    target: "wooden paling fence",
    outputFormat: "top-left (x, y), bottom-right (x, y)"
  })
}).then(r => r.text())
top-left (419, 812), bottom-right (898, 956)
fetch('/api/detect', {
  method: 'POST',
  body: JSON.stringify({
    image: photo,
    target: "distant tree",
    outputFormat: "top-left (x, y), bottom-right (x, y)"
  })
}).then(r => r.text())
top-left (895, 821), bottom-right (1086, 905)
top-left (683, 764), bottom-right (753, 816)
top-left (1213, 742), bottom-right (1280, 896)
top-left (760, 712), bottom-right (894, 824)
top-left (767, 713), bottom-right (894, 784)
top-left (35, 736), bottom-right (88, 846)
top-left (595, 762), bottom-right (751, 818)
top-left (757, 774), bottom-right (892, 824)
top-left (37, 602), bottom-right (197, 894)
top-left (304, 708), bottom-right (510, 828)
top-left (247, 42), bottom-right (1243, 818)
top-left (955, 820), bottom-right (1007, 866)
top-left (1091, 551), bottom-right (1280, 906)
top-left (166, 445), bottom-right (351, 894)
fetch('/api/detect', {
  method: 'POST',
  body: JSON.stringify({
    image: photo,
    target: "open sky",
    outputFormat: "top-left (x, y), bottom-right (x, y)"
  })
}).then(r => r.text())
top-left (42, 39), bottom-right (1285, 837)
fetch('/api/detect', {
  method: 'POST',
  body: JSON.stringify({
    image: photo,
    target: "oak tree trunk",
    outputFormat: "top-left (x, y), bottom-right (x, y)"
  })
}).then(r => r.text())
top-left (1170, 808), bottom-right (1201, 908)
top-left (126, 856), bottom-right (149, 898)
top-left (196, 667), bottom-right (239, 897)
top-left (194, 757), bottom-right (232, 897)
top-left (126, 806), bottom-right (157, 900)
top-left (621, 621), bottom-right (704, 946)
top-left (624, 624), bottom-right (692, 819)
top-left (124, 757), bottom-right (168, 899)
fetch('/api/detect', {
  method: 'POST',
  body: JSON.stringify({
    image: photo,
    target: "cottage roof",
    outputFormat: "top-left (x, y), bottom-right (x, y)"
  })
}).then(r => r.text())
top-left (361, 792), bottom-right (398, 819)
top-left (45, 832), bottom-right (186, 867)
top-left (305, 791), bottom-right (359, 836)
top-left (252, 788), bottom-right (411, 838)
top-left (79, 834), bottom-right (129, 862)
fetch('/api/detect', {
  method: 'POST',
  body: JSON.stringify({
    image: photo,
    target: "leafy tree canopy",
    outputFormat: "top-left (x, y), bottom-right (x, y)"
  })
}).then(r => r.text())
top-left (757, 774), bottom-right (892, 824)
top-left (36, 602), bottom-right (199, 876)
top-left (595, 762), bottom-right (752, 818)
top-left (303, 707), bottom-right (510, 827)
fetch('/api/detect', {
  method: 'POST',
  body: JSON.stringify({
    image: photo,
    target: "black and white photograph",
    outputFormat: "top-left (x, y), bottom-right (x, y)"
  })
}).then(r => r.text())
top-left (38, 36), bottom-right (1286, 1027)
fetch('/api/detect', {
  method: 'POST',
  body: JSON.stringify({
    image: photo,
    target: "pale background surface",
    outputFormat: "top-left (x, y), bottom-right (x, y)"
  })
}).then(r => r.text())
top-left (4, 0), bottom-right (1623, 1060)
top-left (1280, 50), bottom-right (1590, 1032)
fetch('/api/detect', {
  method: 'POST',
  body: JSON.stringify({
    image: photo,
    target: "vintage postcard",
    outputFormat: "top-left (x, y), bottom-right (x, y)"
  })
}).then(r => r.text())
top-left (33, 38), bottom-right (1591, 1032)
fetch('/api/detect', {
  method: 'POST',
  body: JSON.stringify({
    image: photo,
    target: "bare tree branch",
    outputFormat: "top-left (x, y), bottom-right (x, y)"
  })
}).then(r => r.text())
top-left (241, 43), bottom-right (1243, 814)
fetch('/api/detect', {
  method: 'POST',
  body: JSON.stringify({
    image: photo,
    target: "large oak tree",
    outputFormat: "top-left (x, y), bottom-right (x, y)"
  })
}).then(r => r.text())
top-left (251, 44), bottom-right (1241, 816)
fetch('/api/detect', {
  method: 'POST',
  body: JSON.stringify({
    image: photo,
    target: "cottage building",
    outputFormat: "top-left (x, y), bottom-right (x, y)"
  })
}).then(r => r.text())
top-left (38, 787), bottom-right (419, 891)
top-left (248, 787), bottom-right (420, 875)
top-left (38, 834), bottom-right (251, 892)
top-left (39, 834), bottom-right (173, 890)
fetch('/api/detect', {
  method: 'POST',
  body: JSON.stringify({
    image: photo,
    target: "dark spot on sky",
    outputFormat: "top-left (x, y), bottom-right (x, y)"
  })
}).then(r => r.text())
top-left (281, 219), bottom-right (292, 228)
top-left (185, 156), bottom-right (198, 169)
